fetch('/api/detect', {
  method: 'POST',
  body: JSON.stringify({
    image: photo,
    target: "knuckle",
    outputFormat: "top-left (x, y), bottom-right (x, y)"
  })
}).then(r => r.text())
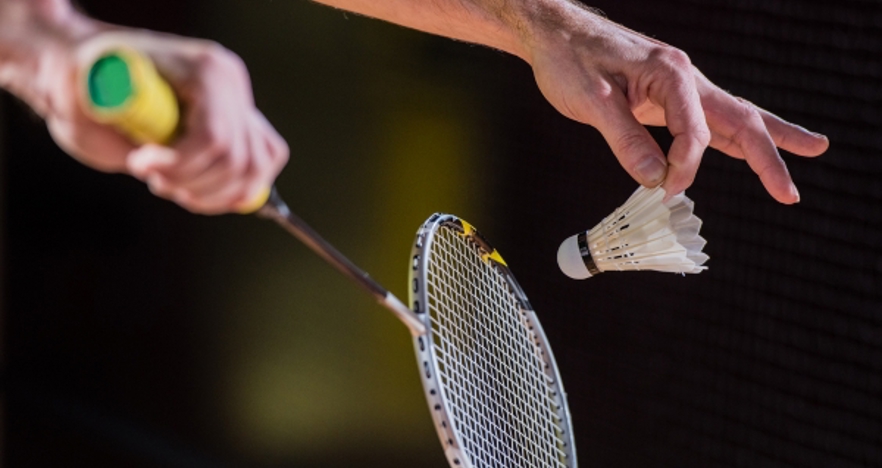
top-left (193, 41), bottom-right (224, 68)
top-left (198, 41), bottom-right (227, 61)
top-left (729, 98), bottom-right (763, 143)
top-left (615, 131), bottom-right (650, 156)
top-left (199, 126), bottom-right (230, 157)
top-left (227, 151), bottom-right (248, 174)
top-left (196, 41), bottom-right (246, 72)
top-left (645, 49), bottom-right (693, 92)
top-left (222, 52), bottom-right (248, 78)
top-left (693, 125), bottom-right (712, 147)
top-left (660, 47), bottom-right (692, 68)
top-left (646, 48), bottom-right (693, 89)
top-left (734, 96), bottom-right (761, 121)
top-left (273, 136), bottom-right (290, 165)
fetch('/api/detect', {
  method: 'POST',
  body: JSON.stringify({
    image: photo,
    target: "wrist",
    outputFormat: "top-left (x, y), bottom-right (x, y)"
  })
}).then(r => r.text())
top-left (0, 0), bottom-right (101, 112)
top-left (506, 0), bottom-right (606, 64)
top-left (0, 0), bottom-right (99, 51)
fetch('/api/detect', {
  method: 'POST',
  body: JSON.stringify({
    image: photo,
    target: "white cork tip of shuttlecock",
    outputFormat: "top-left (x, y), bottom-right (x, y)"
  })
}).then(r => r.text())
top-left (557, 234), bottom-right (592, 279)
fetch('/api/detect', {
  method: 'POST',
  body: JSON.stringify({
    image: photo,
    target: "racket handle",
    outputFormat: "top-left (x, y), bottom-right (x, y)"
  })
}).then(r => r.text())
top-left (82, 47), bottom-right (271, 212)
top-left (83, 48), bottom-right (178, 144)
top-left (83, 47), bottom-right (424, 335)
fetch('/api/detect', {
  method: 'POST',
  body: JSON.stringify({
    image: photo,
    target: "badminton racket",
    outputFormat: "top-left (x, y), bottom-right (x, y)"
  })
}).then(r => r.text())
top-left (82, 46), bottom-right (578, 467)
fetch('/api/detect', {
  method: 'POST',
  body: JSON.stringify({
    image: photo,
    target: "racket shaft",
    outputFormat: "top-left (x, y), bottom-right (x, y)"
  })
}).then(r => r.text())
top-left (83, 49), bottom-right (424, 336)
top-left (258, 190), bottom-right (426, 336)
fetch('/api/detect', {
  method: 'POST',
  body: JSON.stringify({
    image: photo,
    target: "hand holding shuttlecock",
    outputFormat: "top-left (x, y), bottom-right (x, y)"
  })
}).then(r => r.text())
top-left (557, 186), bottom-right (709, 279)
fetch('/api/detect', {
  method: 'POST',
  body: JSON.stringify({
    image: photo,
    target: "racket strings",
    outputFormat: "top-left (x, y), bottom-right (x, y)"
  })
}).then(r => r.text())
top-left (427, 267), bottom-right (565, 466)
top-left (427, 281), bottom-right (563, 415)
top-left (427, 228), bottom-right (568, 467)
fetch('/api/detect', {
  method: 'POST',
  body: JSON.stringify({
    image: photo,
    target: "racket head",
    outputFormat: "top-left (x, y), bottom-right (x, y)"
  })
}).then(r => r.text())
top-left (409, 213), bottom-right (577, 468)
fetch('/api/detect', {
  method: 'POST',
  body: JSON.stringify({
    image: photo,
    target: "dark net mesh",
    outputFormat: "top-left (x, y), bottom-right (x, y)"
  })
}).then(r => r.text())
top-left (3, 1), bottom-right (879, 467)
top-left (493, 1), bottom-right (882, 466)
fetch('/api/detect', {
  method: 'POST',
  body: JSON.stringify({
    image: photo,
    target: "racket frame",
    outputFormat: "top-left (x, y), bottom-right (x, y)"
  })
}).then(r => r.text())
top-left (83, 46), bottom-right (573, 467)
top-left (409, 213), bottom-right (578, 468)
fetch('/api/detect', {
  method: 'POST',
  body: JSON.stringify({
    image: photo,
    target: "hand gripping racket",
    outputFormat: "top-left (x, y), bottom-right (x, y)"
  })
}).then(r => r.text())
top-left (83, 47), bottom-right (577, 467)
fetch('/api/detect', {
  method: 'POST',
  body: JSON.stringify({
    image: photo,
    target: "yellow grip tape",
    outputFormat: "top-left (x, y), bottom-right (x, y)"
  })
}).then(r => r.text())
top-left (83, 47), bottom-right (269, 213)
top-left (84, 48), bottom-right (179, 145)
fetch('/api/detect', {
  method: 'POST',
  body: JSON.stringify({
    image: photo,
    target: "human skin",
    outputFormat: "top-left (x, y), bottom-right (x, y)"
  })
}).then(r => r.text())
top-left (0, 0), bottom-right (828, 213)
top-left (313, 0), bottom-right (829, 203)
top-left (0, 0), bottom-right (289, 214)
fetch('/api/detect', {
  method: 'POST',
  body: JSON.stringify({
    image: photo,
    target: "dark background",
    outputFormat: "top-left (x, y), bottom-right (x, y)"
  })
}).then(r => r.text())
top-left (3, 0), bottom-right (881, 467)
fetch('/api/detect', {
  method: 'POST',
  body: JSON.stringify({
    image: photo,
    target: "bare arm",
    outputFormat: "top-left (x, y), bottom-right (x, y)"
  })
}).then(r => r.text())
top-left (0, 0), bottom-right (100, 121)
top-left (314, 0), bottom-right (829, 203)
top-left (0, 0), bottom-right (288, 214)
top-left (313, 0), bottom-right (531, 59)
top-left (0, 0), bottom-right (828, 208)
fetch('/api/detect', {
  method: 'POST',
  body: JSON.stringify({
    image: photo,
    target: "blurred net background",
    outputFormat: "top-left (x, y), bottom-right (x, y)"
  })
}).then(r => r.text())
top-left (2, 0), bottom-right (880, 467)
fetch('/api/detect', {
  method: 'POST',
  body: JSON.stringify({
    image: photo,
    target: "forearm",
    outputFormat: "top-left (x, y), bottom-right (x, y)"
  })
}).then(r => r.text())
top-left (0, 0), bottom-right (101, 114)
top-left (311, 0), bottom-right (598, 63)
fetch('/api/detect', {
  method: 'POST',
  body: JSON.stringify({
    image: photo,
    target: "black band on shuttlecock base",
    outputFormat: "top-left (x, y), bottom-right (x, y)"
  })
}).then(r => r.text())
top-left (577, 232), bottom-right (601, 276)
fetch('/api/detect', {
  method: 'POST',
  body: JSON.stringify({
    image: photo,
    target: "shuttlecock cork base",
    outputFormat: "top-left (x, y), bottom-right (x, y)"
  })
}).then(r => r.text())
top-left (558, 186), bottom-right (709, 279)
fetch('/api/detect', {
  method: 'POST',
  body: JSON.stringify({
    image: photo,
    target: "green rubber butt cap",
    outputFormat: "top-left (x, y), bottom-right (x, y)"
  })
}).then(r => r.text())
top-left (88, 54), bottom-right (133, 109)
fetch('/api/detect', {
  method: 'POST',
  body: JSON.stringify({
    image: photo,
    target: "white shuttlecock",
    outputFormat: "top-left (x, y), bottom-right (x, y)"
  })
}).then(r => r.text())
top-left (557, 186), bottom-right (708, 279)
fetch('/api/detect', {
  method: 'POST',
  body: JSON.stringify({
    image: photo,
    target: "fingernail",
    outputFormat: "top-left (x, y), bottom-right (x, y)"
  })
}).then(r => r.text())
top-left (661, 189), bottom-right (674, 203)
top-left (790, 183), bottom-right (800, 203)
top-left (635, 156), bottom-right (667, 186)
top-left (811, 131), bottom-right (828, 140)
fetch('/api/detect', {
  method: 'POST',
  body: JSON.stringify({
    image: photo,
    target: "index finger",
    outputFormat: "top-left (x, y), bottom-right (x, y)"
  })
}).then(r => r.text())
top-left (651, 56), bottom-right (711, 196)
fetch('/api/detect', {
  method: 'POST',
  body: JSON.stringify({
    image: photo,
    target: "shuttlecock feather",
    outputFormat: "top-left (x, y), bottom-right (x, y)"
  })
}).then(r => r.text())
top-left (557, 186), bottom-right (708, 279)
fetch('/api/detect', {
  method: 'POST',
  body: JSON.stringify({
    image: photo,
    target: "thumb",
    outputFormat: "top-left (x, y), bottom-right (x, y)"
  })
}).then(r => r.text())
top-left (126, 143), bottom-right (178, 180)
top-left (592, 93), bottom-right (668, 187)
